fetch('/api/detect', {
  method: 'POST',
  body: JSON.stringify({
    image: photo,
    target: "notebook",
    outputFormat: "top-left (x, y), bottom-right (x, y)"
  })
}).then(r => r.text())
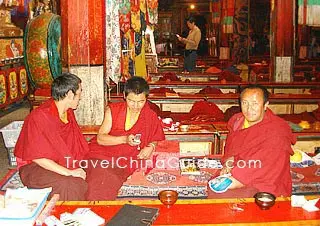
top-left (106, 204), bottom-right (159, 226)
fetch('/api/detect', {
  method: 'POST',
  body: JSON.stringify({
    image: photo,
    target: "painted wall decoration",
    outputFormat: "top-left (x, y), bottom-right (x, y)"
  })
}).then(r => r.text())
top-left (18, 67), bottom-right (28, 95)
top-left (8, 69), bottom-right (18, 101)
top-left (0, 38), bottom-right (23, 60)
top-left (24, 12), bottom-right (61, 88)
top-left (0, 71), bottom-right (7, 107)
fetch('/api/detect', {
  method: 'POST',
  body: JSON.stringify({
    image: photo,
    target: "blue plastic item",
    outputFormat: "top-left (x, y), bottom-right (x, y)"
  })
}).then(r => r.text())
top-left (208, 175), bottom-right (233, 193)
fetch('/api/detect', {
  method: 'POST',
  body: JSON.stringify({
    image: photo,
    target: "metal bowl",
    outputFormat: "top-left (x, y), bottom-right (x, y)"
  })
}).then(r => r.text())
top-left (254, 192), bottom-right (276, 210)
top-left (158, 190), bottom-right (178, 208)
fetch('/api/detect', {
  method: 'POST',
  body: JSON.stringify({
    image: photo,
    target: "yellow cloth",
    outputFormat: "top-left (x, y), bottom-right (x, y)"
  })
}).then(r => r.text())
top-left (60, 112), bottom-right (68, 124)
top-left (135, 39), bottom-right (147, 78)
top-left (140, 0), bottom-right (146, 13)
top-left (131, 11), bottom-right (141, 32)
top-left (125, 108), bottom-right (140, 131)
top-left (243, 119), bottom-right (249, 129)
top-left (290, 150), bottom-right (303, 163)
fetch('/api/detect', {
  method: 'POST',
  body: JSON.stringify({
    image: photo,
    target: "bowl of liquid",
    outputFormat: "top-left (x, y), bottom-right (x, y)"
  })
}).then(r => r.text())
top-left (158, 190), bottom-right (178, 208)
top-left (180, 125), bottom-right (189, 132)
top-left (254, 192), bottom-right (276, 210)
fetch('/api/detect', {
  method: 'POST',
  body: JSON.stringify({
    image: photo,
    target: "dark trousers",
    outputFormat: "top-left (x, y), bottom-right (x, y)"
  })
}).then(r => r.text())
top-left (184, 50), bottom-right (197, 72)
top-left (19, 163), bottom-right (88, 201)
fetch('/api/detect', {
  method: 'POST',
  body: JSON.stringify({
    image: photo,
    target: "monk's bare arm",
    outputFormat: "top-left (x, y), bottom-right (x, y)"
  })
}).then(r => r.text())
top-left (228, 176), bottom-right (245, 189)
top-left (33, 158), bottom-right (86, 180)
top-left (97, 106), bottom-right (129, 146)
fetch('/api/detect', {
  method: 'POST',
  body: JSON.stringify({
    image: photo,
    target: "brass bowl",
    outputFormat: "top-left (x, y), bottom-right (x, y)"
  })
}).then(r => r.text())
top-left (254, 192), bottom-right (276, 210)
top-left (158, 190), bottom-right (178, 208)
top-left (180, 125), bottom-right (189, 132)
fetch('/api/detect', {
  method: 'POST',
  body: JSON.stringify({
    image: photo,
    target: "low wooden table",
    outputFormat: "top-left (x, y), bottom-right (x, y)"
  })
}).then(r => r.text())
top-left (80, 124), bottom-right (217, 155)
top-left (52, 197), bottom-right (320, 225)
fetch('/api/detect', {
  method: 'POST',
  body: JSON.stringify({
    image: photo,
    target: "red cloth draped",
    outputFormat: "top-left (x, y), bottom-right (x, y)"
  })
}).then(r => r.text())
top-left (87, 102), bottom-right (165, 160)
top-left (14, 99), bottom-right (89, 168)
top-left (223, 109), bottom-right (296, 197)
top-left (158, 72), bottom-right (181, 82)
top-left (188, 100), bottom-right (224, 122)
top-left (149, 87), bottom-right (176, 94)
top-left (198, 86), bottom-right (223, 95)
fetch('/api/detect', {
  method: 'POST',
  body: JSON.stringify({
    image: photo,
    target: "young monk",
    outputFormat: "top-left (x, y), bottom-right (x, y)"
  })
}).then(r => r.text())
top-left (86, 76), bottom-right (165, 200)
top-left (15, 73), bottom-right (89, 200)
top-left (215, 84), bottom-right (295, 197)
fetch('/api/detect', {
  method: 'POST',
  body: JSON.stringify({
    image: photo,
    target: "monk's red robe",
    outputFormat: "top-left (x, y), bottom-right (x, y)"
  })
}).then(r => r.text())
top-left (14, 99), bottom-right (89, 200)
top-left (222, 109), bottom-right (296, 197)
top-left (86, 102), bottom-right (165, 200)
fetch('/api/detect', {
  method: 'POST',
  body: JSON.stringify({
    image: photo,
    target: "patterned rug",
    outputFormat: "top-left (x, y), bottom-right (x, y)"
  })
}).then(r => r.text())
top-left (1, 169), bottom-right (320, 197)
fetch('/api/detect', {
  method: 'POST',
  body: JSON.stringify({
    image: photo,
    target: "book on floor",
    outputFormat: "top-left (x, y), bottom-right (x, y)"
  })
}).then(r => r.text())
top-left (106, 204), bottom-right (159, 226)
top-left (179, 157), bottom-right (201, 175)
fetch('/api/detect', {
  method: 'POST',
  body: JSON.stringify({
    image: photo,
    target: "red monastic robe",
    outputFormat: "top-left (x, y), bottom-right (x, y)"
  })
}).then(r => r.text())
top-left (14, 99), bottom-right (89, 200)
top-left (222, 109), bottom-right (296, 197)
top-left (86, 102), bottom-right (165, 200)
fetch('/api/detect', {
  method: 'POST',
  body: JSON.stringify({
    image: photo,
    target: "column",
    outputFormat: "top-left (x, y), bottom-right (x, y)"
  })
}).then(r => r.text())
top-left (270, 0), bottom-right (294, 82)
top-left (60, 0), bottom-right (105, 125)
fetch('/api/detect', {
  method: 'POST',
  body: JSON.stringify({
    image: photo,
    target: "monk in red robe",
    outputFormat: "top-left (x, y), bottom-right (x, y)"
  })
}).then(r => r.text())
top-left (14, 73), bottom-right (89, 200)
top-left (210, 84), bottom-right (295, 198)
top-left (86, 76), bottom-right (165, 200)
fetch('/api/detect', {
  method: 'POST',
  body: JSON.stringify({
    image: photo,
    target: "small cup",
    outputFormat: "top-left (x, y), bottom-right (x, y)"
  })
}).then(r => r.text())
top-left (158, 190), bottom-right (178, 208)
top-left (180, 125), bottom-right (189, 132)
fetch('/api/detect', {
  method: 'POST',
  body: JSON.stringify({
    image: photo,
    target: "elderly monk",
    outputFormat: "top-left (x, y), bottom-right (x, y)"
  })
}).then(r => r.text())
top-left (15, 73), bottom-right (89, 200)
top-left (86, 76), bottom-right (165, 200)
top-left (216, 84), bottom-right (295, 197)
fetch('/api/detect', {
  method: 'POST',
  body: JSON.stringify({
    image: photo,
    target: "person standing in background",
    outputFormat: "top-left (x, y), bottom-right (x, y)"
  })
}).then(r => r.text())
top-left (177, 16), bottom-right (201, 73)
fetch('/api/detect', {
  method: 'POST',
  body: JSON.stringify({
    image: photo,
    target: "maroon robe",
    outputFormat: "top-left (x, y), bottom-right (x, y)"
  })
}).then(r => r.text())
top-left (14, 99), bottom-right (89, 200)
top-left (86, 102), bottom-right (165, 200)
top-left (221, 109), bottom-right (296, 197)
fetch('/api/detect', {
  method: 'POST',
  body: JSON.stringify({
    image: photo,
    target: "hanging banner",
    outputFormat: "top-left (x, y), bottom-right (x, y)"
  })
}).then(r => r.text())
top-left (106, 0), bottom-right (121, 84)
top-left (146, 0), bottom-right (158, 25)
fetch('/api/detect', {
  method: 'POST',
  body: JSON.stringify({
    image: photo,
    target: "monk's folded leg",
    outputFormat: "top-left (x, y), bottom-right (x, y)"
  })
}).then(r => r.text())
top-left (86, 162), bottom-right (131, 201)
top-left (19, 163), bottom-right (88, 201)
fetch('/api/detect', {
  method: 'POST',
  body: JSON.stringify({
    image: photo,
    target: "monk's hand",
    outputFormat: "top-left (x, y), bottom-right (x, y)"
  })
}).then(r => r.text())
top-left (137, 145), bottom-right (154, 159)
top-left (220, 166), bottom-right (231, 176)
top-left (70, 168), bottom-right (86, 180)
top-left (127, 134), bottom-right (140, 146)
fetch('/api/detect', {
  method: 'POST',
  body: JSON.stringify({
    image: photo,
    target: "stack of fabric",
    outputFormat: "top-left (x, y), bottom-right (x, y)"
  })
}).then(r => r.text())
top-left (198, 86), bottom-right (222, 95)
top-left (179, 100), bottom-right (225, 124)
top-left (158, 72), bottom-right (181, 82)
